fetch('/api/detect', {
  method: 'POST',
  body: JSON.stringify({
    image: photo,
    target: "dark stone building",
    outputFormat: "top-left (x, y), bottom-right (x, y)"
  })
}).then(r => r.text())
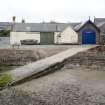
top-left (74, 20), bottom-right (100, 44)
top-left (94, 18), bottom-right (105, 44)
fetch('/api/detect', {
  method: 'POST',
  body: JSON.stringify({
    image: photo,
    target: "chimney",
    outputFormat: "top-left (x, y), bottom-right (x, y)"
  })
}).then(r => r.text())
top-left (12, 16), bottom-right (16, 23)
top-left (22, 19), bottom-right (25, 23)
top-left (12, 16), bottom-right (16, 31)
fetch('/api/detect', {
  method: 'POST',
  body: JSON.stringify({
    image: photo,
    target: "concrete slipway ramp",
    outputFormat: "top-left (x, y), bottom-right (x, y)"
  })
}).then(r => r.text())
top-left (8, 45), bottom-right (95, 84)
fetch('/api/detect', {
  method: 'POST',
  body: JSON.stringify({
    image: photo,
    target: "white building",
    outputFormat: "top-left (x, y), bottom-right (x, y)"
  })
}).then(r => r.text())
top-left (10, 23), bottom-right (79, 45)
top-left (58, 26), bottom-right (78, 44)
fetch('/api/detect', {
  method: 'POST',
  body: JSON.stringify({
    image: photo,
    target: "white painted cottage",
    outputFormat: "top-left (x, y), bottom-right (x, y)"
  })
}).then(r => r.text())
top-left (10, 23), bottom-right (79, 45)
top-left (58, 26), bottom-right (78, 44)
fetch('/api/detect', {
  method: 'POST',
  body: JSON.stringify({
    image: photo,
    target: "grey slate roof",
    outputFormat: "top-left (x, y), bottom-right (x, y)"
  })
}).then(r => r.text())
top-left (98, 23), bottom-right (105, 34)
top-left (74, 22), bottom-right (84, 31)
top-left (69, 23), bottom-right (80, 28)
top-left (74, 20), bottom-right (100, 32)
top-left (12, 22), bottom-right (80, 32)
top-left (94, 18), bottom-right (105, 34)
top-left (1, 20), bottom-right (105, 33)
top-left (0, 22), bottom-right (13, 30)
top-left (13, 23), bottom-right (57, 32)
top-left (0, 22), bottom-right (13, 26)
top-left (97, 22), bottom-right (105, 28)
top-left (94, 18), bottom-right (105, 25)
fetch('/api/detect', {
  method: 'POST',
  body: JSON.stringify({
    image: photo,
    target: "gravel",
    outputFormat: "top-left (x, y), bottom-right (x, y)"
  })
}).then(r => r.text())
top-left (1, 68), bottom-right (105, 105)
top-left (1, 83), bottom-right (105, 105)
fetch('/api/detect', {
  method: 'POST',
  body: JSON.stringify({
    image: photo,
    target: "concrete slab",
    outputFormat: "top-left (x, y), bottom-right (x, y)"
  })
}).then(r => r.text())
top-left (8, 45), bottom-right (96, 84)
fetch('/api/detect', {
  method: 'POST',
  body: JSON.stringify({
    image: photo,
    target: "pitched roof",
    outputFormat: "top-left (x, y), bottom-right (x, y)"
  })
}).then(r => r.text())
top-left (0, 22), bottom-right (13, 30)
top-left (12, 22), bottom-right (80, 32)
top-left (98, 23), bottom-right (105, 33)
top-left (74, 22), bottom-right (84, 31)
top-left (0, 22), bottom-right (13, 26)
top-left (97, 22), bottom-right (105, 28)
top-left (69, 23), bottom-right (80, 28)
top-left (74, 20), bottom-right (100, 32)
top-left (94, 18), bottom-right (105, 25)
top-left (94, 18), bottom-right (105, 34)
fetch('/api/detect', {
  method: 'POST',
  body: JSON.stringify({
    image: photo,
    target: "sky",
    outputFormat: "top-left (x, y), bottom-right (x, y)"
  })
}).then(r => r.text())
top-left (0, 0), bottom-right (105, 23)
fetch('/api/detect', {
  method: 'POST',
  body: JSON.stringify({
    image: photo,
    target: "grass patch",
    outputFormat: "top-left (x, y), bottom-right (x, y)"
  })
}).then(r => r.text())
top-left (0, 73), bottom-right (12, 87)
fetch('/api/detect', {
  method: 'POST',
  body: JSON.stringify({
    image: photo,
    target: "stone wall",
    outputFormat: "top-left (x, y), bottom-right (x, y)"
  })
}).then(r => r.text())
top-left (0, 49), bottom-right (43, 66)
top-left (64, 50), bottom-right (105, 70)
top-left (0, 47), bottom-right (68, 66)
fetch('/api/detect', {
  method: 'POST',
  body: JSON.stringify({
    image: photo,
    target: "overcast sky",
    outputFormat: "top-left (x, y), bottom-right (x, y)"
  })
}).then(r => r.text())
top-left (0, 0), bottom-right (105, 23)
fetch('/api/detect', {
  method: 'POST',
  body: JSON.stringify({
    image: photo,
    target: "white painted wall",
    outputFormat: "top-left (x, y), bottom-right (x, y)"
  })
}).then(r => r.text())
top-left (54, 32), bottom-right (60, 44)
top-left (10, 31), bottom-right (60, 45)
top-left (10, 32), bottom-right (40, 45)
top-left (59, 26), bottom-right (78, 44)
top-left (10, 27), bottom-right (78, 45)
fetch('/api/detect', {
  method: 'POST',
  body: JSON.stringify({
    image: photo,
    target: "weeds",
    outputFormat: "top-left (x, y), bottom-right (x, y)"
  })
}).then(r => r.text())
top-left (0, 73), bottom-right (12, 87)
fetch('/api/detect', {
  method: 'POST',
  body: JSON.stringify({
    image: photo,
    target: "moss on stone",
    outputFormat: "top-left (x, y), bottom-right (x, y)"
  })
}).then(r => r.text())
top-left (0, 73), bottom-right (12, 87)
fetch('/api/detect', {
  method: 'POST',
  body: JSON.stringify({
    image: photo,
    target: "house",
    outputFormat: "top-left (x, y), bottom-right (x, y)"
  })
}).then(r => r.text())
top-left (94, 18), bottom-right (105, 44)
top-left (10, 23), bottom-right (79, 45)
top-left (58, 26), bottom-right (78, 44)
top-left (10, 19), bottom-right (102, 45)
top-left (94, 18), bottom-right (105, 35)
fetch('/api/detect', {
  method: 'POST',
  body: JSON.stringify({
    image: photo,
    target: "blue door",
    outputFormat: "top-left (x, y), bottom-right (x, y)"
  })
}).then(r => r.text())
top-left (82, 30), bottom-right (96, 44)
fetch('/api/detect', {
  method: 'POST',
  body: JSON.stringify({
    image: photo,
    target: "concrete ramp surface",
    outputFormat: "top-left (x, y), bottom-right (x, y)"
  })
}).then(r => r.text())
top-left (8, 45), bottom-right (95, 84)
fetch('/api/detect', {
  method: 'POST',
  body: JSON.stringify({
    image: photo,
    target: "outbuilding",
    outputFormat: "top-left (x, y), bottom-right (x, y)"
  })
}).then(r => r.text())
top-left (10, 20), bottom-right (100, 45)
top-left (75, 20), bottom-right (100, 44)
top-left (10, 23), bottom-right (79, 45)
top-left (58, 26), bottom-right (78, 44)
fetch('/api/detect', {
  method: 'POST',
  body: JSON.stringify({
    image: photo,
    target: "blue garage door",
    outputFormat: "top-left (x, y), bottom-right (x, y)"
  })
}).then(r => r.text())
top-left (82, 30), bottom-right (96, 44)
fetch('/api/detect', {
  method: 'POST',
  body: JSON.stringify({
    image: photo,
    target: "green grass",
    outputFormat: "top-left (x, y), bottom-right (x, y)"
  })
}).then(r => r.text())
top-left (0, 73), bottom-right (12, 87)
